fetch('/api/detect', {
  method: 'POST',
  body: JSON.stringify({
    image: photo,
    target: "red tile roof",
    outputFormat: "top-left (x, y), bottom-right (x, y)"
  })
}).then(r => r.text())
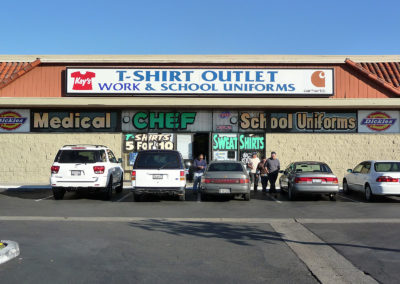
top-left (0, 59), bottom-right (41, 89)
top-left (346, 59), bottom-right (400, 96)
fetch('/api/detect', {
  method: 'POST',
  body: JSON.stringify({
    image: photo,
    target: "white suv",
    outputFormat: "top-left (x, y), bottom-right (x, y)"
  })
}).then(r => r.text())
top-left (50, 145), bottom-right (124, 200)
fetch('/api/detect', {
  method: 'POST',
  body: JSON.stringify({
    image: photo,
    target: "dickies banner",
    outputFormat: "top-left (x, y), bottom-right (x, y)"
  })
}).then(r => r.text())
top-left (358, 110), bottom-right (400, 133)
top-left (66, 68), bottom-right (334, 96)
top-left (31, 111), bottom-right (120, 132)
top-left (0, 109), bottom-right (30, 133)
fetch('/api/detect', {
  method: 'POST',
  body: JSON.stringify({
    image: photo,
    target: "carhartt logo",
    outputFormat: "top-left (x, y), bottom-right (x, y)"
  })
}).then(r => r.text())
top-left (311, 71), bottom-right (326, 87)
top-left (71, 71), bottom-right (96, 90)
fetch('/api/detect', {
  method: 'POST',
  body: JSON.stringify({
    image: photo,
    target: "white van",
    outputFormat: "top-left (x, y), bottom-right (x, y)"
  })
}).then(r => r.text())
top-left (131, 150), bottom-right (186, 201)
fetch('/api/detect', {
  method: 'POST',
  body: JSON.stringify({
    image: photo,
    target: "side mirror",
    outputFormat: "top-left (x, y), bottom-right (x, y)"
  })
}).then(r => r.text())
top-left (347, 169), bottom-right (352, 173)
top-left (284, 170), bottom-right (288, 175)
top-left (279, 170), bottom-right (284, 173)
top-left (118, 158), bottom-right (123, 164)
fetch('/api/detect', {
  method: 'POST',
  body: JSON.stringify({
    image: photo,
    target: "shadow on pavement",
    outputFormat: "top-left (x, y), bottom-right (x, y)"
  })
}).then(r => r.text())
top-left (129, 220), bottom-right (400, 253)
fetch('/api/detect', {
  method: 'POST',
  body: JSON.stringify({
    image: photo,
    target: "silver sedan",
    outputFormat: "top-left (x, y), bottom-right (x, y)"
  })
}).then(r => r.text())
top-left (279, 161), bottom-right (339, 201)
top-left (200, 161), bottom-right (251, 201)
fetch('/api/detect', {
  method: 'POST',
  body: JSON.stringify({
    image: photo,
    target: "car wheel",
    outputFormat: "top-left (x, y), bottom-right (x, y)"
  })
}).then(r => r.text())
top-left (103, 179), bottom-right (113, 201)
top-left (288, 185), bottom-right (296, 201)
top-left (178, 193), bottom-right (185, 201)
top-left (343, 180), bottom-right (350, 195)
top-left (200, 193), bottom-right (208, 201)
top-left (52, 187), bottom-right (65, 200)
top-left (133, 193), bottom-right (142, 202)
top-left (329, 193), bottom-right (336, 201)
top-left (115, 177), bottom-right (123, 194)
top-left (244, 193), bottom-right (250, 201)
top-left (365, 184), bottom-right (374, 202)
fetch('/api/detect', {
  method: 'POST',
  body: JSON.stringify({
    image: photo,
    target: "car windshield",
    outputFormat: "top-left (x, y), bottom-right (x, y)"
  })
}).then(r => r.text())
top-left (56, 150), bottom-right (102, 164)
top-left (374, 162), bottom-right (400, 172)
top-left (208, 163), bottom-right (244, 172)
top-left (133, 152), bottom-right (182, 169)
top-left (294, 163), bottom-right (332, 173)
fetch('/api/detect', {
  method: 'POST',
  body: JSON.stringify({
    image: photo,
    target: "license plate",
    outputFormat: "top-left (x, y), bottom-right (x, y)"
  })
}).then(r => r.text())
top-left (312, 179), bottom-right (322, 183)
top-left (219, 188), bottom-right (231, 194)
top-left (152, 175), bottom-right (163, 179)
top-left (71, 170), bottom-right (81, 176)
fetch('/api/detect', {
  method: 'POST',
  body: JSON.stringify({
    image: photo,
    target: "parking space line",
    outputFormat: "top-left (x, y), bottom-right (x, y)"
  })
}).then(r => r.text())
top-left (116, 192), bottom-right (131, 202)
top-left (270, 221), bottom-right (378, 284)
top-left (337, 194), bottom-right (360, 203)
top-left (35, 195), bottom-right (53, 202)
top-left (268, 194), bottom-right (282, 204)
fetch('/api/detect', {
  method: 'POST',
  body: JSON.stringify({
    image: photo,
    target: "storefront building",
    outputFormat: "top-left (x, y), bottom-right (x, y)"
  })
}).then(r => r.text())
top-left (1, 55), bottom-right (400, 184)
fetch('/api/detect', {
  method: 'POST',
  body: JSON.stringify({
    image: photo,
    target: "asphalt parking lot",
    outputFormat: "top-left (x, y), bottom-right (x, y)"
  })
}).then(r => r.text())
top-left (0, 185), bottom-right (399, 283)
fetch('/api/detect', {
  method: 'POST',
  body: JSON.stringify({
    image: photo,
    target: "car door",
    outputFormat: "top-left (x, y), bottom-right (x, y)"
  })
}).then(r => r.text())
top-left (347, 163), bottom-right (364, 191)
top-left (279, 163), bottom-right (292, 189)
top-left (106, 149), bottom-right (121, 184)
top-left (358, 162), bottom-right (371, 190)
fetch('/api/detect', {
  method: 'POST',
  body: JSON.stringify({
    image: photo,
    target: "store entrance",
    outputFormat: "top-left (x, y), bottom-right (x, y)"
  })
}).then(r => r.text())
top-left (192, 133), bottom-right (210, 162)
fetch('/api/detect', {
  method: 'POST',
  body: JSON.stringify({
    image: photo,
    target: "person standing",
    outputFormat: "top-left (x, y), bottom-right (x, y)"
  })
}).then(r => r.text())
top-left (193, 154), bottom-right (207, 194)
top-left (266, 151), bottom-right (280, 193)
top-left (257, 156), bottom-right (268, 192)
top-left (248, 153), bottom-right (260, 191)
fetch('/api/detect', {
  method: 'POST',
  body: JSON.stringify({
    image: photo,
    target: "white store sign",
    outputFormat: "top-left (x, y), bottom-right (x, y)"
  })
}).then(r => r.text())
top-left (0, 109), bottom-right (30, 133)
top-left (66, 68), bottom-right (334, 96)
top-left (358, 110), bottom-right (400, 133)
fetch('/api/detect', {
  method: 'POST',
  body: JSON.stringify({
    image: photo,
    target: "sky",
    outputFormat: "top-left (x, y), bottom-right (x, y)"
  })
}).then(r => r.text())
top-left (1, 0), bottom-right (399, 55)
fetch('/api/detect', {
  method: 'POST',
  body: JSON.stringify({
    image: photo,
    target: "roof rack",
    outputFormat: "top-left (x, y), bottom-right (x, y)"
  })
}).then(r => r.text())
top-left (62, 144), bottom-right (107, 148)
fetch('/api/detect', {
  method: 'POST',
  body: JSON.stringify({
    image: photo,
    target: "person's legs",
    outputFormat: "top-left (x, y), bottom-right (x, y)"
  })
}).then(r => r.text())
top-left (261, 176), bottom-right (267, 192)
top-left (254, 174), bottom-right (259, 191)
top-left (269, 173), bottom-right (278, 192)
top-left (249, 173), bottom-right (255, 184)
top-left (193, 176), bottom-right (201, 192)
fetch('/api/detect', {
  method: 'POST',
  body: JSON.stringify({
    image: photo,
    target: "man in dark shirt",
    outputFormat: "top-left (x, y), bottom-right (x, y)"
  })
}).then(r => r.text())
top-left (266, 151), bottom-right (280, 193)
top-left (193, 154), bottom-right (207, 193)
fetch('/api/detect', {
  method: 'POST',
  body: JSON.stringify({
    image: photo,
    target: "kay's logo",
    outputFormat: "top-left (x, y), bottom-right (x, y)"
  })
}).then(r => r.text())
top-left (71, 71), bottom-right (96, 90)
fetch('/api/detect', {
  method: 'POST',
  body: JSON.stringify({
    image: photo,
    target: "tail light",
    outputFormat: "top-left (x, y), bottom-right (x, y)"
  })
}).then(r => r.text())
top-left (376, 176), bottom-right (399, 182)
top-left (131, 170), bottom-right (136, 181)
top-left (51, 166), bottom-right (60, 174)
top-left (93, 166), bottom-right (105, 174)
top-left (295, 177), bottom-right (338, 184)
top-left (239, 178), bottom-right (250, 184)
top-left (180, 170), bottom-right (185, 181)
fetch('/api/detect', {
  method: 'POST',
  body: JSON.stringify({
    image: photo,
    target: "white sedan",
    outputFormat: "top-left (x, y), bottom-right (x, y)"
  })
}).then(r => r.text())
top-left (343, 160), bottom-right (400, 201)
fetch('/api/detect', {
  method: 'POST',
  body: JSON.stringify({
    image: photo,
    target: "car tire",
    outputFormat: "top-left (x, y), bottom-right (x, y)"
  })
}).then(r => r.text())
top-left (329, 193), bottom-right (336, 201)
top-left (178, 193), bottom-right (185, 201)
top-left (365, 184), bottom-right (374, 202)
top-left (133, 193), bottom-right (142, 202)
top-left (343, 180), bottom-right (350, 195)
top-left (103, 179), bottom-right (113, 201)
top-left (52, 187), bottom-right (65, 200)
top-left (115, 177), bottom-right (123, 194)
top-left (200, 193), bottom-right (208, 201)
top-left (244, 193), bottom-right (250, 201)
top-left (288, 185), bottom-right (296, 201)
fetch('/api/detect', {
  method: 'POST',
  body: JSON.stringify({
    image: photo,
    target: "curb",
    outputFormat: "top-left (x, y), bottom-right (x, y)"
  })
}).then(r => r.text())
top-left (0, 240), bottom-right (20, 265)
top-left (0, 185), bottom-right (51, 193)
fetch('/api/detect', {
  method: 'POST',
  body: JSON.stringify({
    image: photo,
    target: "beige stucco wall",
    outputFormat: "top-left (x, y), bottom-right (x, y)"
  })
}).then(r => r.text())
top-left (0, 133), bottom-right (123, 184)
top-left (1, 132), bottom-right (400, 185)
top-left (266, 133), bottom-right (400, 184)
